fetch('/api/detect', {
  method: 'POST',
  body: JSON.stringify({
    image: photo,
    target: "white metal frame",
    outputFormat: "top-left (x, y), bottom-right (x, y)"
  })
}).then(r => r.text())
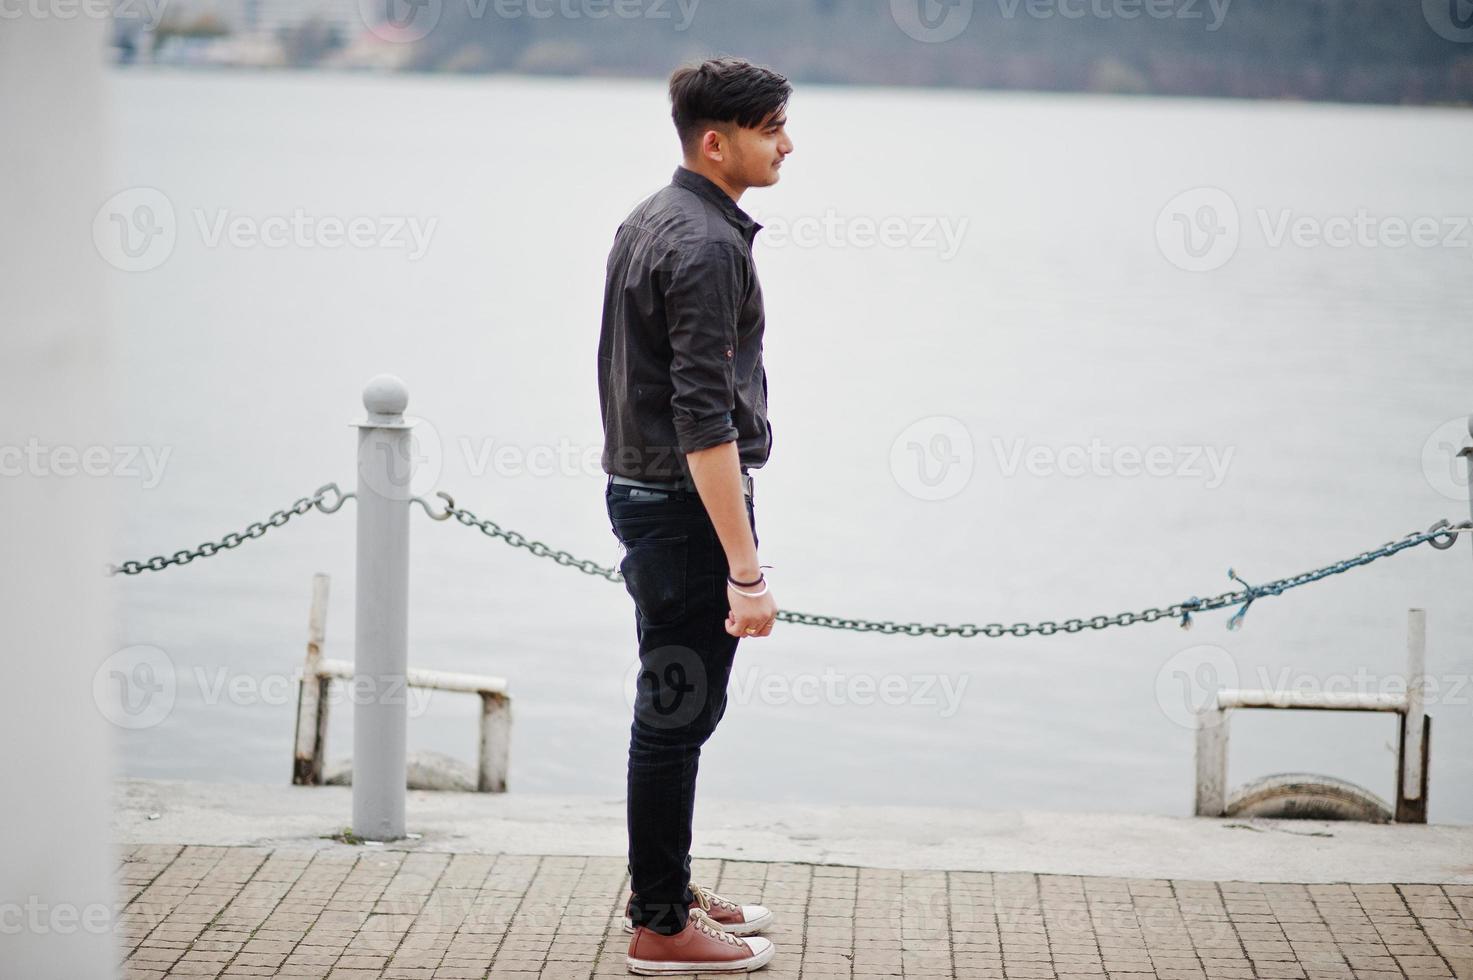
top-left (1195, 609), bottom-right (1429, 823)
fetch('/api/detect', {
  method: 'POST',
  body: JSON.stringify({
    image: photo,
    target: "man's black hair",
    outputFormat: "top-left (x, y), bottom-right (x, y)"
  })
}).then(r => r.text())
top-left (668, 56), bottom-right (791, 156)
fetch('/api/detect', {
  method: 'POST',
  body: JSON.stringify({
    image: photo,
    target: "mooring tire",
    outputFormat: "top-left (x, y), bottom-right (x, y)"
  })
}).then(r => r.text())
top-left (1224, 772), bottom-right (1393, 822)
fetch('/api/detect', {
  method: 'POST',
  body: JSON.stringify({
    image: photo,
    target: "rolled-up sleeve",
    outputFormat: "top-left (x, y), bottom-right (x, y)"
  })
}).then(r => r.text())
top-left (665, 241), bottom-right (745, 454)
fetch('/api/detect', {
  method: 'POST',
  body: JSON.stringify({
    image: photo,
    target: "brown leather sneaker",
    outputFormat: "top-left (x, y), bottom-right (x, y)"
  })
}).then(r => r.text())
top-left (624, 882), bottom-right (775, 937)
top-left (626, 907), bottom-right (775, 975)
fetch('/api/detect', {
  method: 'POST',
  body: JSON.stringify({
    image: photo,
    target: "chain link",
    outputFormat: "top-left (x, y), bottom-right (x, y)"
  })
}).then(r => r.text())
top-left (427, 498), bottom-right (1471, 638)
top-left (437, 498), bottom-right (627, 583)
top-left (107, 483), bottom-right (353, 577)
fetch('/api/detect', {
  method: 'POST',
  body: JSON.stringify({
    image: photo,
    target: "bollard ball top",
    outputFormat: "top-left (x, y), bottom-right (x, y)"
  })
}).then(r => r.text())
top-left (362, 374), bottom-right (409, 419)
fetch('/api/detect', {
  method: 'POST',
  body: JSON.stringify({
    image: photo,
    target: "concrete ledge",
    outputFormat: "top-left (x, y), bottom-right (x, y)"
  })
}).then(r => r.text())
top-left (113, 777), bottom-right (1473, 884)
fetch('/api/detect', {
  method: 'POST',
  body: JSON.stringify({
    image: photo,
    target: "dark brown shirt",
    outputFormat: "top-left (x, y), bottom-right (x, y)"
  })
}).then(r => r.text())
top-left (598, 165), bottom-right (772, 481)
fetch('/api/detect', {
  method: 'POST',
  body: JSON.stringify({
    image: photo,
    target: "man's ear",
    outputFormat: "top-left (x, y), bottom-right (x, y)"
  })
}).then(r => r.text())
top-left (700, 126), bottom-right (724, 163)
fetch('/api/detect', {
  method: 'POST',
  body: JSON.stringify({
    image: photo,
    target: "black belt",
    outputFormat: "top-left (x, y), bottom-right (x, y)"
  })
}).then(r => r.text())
top-left (610, 472), bottom-right (753, 498)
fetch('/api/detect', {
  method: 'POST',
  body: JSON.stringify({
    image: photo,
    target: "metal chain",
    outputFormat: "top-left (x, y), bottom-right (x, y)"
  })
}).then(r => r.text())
top-left (107, 483), bottom-right (353, 577)
top-left (425, 492), bottom-right (627, 583)
top-left (424, 497), bottom-right (1471, 637)
top-left (109, 481), bottom-right (1471, 638)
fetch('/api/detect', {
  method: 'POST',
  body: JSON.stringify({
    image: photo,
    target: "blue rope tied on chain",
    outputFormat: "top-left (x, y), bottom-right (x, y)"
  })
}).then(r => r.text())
top-left (1225, 567), bottom-right (1287, 630)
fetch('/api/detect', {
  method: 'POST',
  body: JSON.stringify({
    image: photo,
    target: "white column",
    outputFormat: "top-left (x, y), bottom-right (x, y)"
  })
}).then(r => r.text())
top-left (1401, 608), bottom-right (1426, 803)
top-left (352, 375), bottom-right (416, 841)
top-left (0, 15), bottom-right (118, 980)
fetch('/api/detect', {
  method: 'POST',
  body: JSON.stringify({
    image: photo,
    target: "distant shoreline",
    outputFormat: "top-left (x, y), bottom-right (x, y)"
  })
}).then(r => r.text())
top-left (106, 61), bottom-right (1473, 112)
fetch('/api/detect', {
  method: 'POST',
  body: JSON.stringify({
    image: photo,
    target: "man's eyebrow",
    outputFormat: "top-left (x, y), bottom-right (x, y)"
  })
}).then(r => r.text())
top-left (763, 116), bottom-right (787, 129)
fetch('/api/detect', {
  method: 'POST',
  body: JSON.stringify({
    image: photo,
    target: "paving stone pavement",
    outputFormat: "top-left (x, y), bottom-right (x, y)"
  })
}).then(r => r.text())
top-left (115, 844), bottom-right (1473, 980)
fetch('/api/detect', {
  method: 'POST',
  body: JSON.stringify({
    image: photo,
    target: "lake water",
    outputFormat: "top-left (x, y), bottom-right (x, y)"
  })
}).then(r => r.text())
top-left (104, 68), bottom-right (1473, 823)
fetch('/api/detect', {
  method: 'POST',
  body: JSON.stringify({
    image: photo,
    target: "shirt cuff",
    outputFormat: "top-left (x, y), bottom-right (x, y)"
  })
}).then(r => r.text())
top-left (673, 411), bottom-right (739, 455)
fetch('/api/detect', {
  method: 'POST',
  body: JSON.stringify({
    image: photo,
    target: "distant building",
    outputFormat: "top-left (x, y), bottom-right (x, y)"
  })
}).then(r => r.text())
top-left (241, 0), bottom-right (364, 41)
top-left (149, 0), bottom-right (365, 41)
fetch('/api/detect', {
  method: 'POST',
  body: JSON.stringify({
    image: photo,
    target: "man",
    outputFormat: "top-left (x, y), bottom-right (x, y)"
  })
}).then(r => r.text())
top-left (597, 56), bottom-right (793, 975)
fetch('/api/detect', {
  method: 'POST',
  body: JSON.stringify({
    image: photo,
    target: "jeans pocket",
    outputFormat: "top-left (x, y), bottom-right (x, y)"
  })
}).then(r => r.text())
top-left (617, 532), bottom-right (689, 628)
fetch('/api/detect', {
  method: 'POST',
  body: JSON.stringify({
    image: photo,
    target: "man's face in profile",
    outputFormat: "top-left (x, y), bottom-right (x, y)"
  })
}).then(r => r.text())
top-left (718, 108), bottom-right (792, 190)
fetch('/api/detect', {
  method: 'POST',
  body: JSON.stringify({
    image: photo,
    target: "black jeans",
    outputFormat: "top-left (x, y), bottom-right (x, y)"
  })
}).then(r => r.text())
top-left (605, 476), bottom-right (758, 936)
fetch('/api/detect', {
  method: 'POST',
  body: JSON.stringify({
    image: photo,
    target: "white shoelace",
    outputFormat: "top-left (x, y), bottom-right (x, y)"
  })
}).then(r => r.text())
top-left (689, 908), bottom-right (744, 947)
top-left (690, 882), bottom-right (741, 916)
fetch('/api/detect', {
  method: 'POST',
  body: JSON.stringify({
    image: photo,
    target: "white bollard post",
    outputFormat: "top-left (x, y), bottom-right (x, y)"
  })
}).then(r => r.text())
top-left (1194, 698), bottom-right (1229, 817)
top-left (292, 573), bottom-right (332, 785)
top-left (1401, 608), bottom-right (1427, 804)
top-left (352, 375), bottom-right (416, 841)
top-left (1465, 415), bottom-right (1473, 559)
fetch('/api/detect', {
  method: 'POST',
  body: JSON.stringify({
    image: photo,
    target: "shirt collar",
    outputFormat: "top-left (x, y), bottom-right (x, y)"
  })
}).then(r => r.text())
top-left (671, 165), bottom-right (763, 244)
